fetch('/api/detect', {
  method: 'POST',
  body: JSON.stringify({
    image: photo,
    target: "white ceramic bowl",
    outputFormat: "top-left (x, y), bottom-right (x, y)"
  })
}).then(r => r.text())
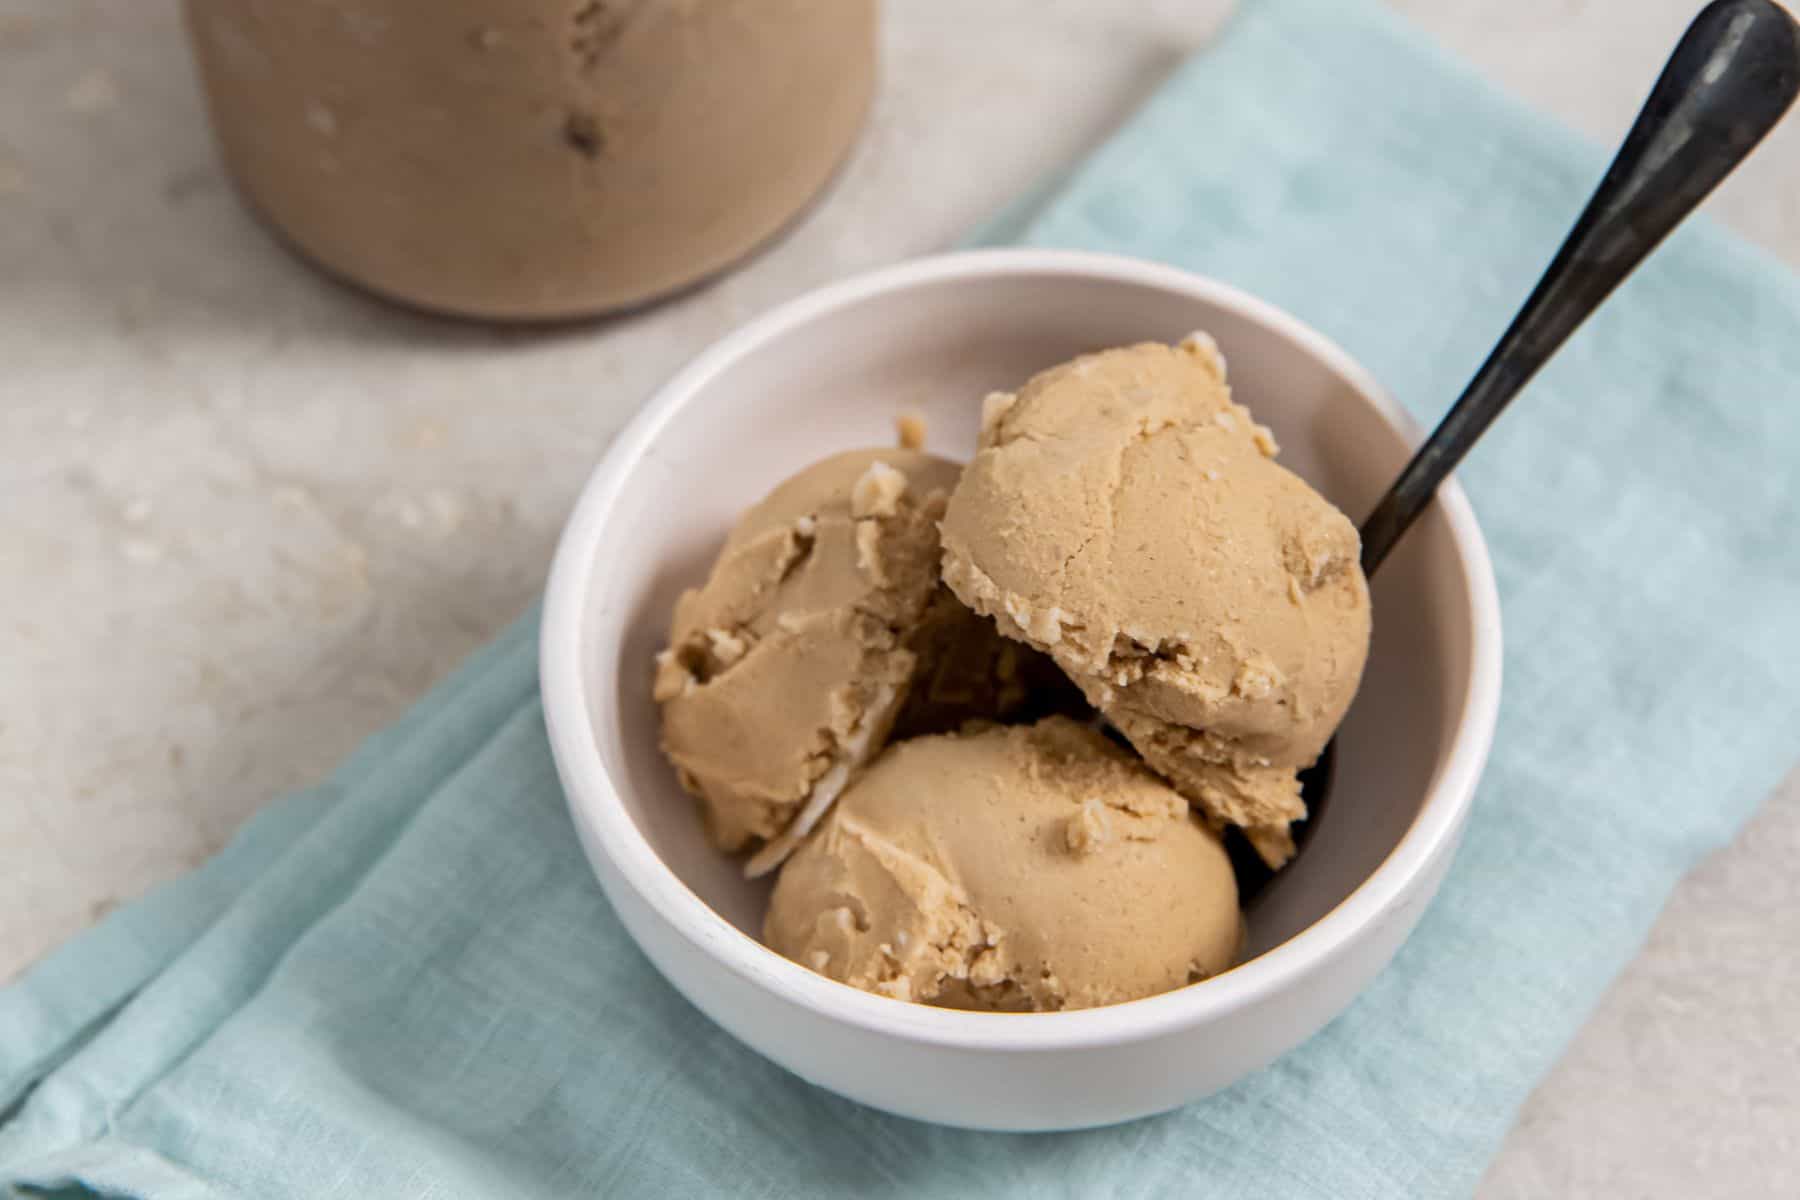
top-left (540, 249), bottom-right (1502, 1131)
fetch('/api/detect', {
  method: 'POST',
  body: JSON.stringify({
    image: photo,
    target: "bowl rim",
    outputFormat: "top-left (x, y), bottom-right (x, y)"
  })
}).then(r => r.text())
top-left (541, 247), bottom-right (1503, 1052)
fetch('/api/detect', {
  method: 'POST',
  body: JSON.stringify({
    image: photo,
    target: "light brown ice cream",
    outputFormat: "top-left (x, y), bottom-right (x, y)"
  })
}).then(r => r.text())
top-left (655, 449), bottom-right (1065, 877)
top-left (764, 717), bottom-right (1241, 1011)
top-left (655, 450), bottom-right (955, 870)
top-left (940, 337), bottom-right (1371, 865)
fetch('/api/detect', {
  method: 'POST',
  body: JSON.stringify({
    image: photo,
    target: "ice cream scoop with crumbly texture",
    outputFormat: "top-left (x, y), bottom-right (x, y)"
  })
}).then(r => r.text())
top-left (764, 717), bottom-right (1241, 1011)
top-left (655, 449), bottom-right (959, 869)
top-left (655, 448), bottom-right (1061, 877)
top-left (939, 337), bottom-right (1371, 866)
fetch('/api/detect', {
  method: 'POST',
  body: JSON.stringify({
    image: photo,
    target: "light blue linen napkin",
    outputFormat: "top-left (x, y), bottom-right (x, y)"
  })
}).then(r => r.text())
top-left (6, 0), bottom-right (1799, 1195)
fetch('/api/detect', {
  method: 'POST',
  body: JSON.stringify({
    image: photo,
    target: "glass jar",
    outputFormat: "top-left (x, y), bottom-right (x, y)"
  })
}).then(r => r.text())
top-left (184, 0), bottom-right (878, 319)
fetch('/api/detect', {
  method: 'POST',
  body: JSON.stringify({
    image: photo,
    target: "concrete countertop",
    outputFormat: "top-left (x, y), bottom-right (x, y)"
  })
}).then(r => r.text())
top-left (2, 2), bottom-right (1795, 1196)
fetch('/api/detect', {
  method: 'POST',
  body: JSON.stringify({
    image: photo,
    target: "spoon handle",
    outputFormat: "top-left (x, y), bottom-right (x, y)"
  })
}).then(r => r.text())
top-left (1358, 0), bottom-right (1800, 574)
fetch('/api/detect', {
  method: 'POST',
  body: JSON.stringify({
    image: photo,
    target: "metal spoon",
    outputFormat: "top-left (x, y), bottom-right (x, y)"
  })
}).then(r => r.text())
top-left (1235, 0), bottom-right (1800, 900)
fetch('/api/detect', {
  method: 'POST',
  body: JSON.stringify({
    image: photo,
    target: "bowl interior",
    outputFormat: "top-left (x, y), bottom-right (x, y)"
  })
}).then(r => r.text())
top-left (581, 258), bottom-right (1479, 962)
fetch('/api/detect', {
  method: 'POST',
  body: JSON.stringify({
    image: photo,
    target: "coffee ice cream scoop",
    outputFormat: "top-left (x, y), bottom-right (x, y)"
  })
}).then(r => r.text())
top-left (764, 717), bottom-right (1241, 1011)
top-left (941, 338), bottom-right (1371, 865)
top-left (654, 448), bottom-right (1066, 876)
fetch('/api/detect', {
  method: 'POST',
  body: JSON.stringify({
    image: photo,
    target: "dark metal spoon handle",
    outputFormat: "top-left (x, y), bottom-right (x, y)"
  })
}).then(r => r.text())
top-left (1358, 0), bottom-right (1800, 574)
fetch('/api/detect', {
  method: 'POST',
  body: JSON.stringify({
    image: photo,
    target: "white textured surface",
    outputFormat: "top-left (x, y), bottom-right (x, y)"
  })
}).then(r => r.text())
top-left (0, 1), bottom-right (1795, 1195)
